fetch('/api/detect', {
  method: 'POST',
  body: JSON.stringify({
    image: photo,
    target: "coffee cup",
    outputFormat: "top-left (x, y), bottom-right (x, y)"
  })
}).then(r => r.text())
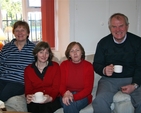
top-left (33, 92), bottom-right (44, 101)
top-left (114, 65), bottom-right (123, 73)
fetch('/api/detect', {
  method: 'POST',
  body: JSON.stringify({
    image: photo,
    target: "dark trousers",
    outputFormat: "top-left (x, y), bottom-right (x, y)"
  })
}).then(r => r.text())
top-left (27, 97), bottom-right (62, 113)
top-left (0, 79), bottom-right (24, 102)
top-left (92, 77), bottom-right (141, 113)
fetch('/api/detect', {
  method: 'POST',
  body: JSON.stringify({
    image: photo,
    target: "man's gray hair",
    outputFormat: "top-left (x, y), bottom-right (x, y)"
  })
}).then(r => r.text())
top-left (108, 13), bottom-right (129, 27)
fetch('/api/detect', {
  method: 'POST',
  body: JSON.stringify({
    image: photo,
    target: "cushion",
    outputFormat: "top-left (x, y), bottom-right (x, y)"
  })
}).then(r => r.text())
top-left (113, 91), bottom-right (131, 102)
top-left (5, 94), bottom-right (27, 112)
top-left (112, 91), bottom-right (134, 113)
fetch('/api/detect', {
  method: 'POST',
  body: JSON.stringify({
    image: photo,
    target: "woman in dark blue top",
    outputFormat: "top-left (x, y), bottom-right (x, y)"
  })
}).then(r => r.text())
top-left (0, 20), bottom-right (35, 102)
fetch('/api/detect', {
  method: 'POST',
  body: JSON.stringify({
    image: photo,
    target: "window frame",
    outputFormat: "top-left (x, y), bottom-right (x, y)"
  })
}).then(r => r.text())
top-left (23, 0), bottom-right (55, 48)
top-left (28, 0), bottom-right (41, 8)
top-left (22, 0), bottom-right (41, 21)
top-left (0, 0), bottom-right (55, 48)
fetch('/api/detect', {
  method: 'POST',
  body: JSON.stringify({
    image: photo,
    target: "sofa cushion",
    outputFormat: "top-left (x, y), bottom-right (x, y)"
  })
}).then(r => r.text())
top-left (112, 91), bottom-right (134, 113)
top-left (113, 91), bottom-right (131, 102)
top-left (5, 94), bottom-right (27, 112)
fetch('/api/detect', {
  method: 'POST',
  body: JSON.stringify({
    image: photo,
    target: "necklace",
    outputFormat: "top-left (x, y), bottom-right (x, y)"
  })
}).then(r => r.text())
top-left (36, 61), bottom-right (48, 71)
top-left (37, 67), bottom-right (44, 70)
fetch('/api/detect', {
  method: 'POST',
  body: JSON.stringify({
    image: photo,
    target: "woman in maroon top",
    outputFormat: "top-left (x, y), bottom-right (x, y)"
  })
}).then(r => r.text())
top-left (24, 41), bottom-right (61, 113)
top-left (60, 42), bottom-right (94, 113)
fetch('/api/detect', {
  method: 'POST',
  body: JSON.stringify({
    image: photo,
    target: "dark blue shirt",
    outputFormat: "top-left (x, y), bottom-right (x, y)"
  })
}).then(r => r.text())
top-left (0, 39), bottom-right (35, 84)
top-left (94, 32), bottom-right (141, 85)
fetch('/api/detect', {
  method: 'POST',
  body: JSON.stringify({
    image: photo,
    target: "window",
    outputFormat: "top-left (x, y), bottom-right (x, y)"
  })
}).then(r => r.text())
top-left (1, 0), bottom-right (23, 43)
top-left (0, 0), bottom-right (55, 47)
top-left (0, 0), bottom-right (42, 43)
top-left (28, 0), bottom-right (41, 7)
top-left (23, 0), bottom-right (41, 43)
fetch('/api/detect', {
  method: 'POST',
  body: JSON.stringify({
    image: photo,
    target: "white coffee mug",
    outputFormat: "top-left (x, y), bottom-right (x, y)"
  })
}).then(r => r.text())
top-left (114, 65), bottom-right (123, 73)
top-left (34, 92), bottom-right (44, 101)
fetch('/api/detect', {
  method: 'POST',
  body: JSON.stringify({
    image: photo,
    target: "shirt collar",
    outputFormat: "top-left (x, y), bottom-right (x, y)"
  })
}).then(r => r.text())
top-left (113, 34), bottom-right (127, 44)
top-left (10, 38), bottom-right (30, 45)
top-left (31, 61), bottom-right (53, 68)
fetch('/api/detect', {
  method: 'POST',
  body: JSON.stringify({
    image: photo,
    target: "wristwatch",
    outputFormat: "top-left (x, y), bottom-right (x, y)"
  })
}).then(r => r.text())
top-left (132, 83), bottom-right (139, 89)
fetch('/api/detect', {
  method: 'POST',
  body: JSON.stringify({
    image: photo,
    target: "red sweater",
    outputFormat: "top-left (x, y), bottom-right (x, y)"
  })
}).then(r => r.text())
top-left (60, 59), bottom-right (94, 104)
top-left (24, 61), bottom-right (61, 101)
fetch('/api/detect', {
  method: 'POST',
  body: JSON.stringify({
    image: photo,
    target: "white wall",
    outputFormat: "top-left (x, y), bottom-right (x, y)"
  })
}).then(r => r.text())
top-left (55, 0), bottom-right (70, 60)
top-left (136, 0), bottom-right (141, 36)
top-left (56, 0), bottom-right (141, 58)
top-left (70, 0), bottom-right (109, 55)
top-left (69, 0), bottom-right (141, 55)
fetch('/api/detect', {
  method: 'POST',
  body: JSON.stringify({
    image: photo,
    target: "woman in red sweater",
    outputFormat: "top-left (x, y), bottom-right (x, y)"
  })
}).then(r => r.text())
top-left (24, 41), bottom-right (61, 113)
top-left (60, 42), bottom-right (94, 113)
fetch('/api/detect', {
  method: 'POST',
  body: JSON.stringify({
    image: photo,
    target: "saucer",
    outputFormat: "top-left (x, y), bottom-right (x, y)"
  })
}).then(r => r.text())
top-left (32, 96), bottom-right (47, 103)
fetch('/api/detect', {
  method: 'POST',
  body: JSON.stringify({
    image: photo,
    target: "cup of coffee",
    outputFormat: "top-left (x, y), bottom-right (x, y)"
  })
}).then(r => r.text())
top-left (114, 65), bottom-right (123, 73)
top-left (33, 92), bottom-right (44, 102)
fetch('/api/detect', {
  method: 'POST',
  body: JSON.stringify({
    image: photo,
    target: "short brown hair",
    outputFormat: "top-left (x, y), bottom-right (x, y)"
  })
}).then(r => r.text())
top-left (65, 41), bottom-right (85, 60)
top-left (12, 20), bottom-right (30, 38)
top-left (33, 41), bottom-right (54, 62)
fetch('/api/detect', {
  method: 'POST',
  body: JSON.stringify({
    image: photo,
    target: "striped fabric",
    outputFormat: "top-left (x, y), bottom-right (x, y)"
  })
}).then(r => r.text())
top-left (0, 39), bottom-right (35, 84)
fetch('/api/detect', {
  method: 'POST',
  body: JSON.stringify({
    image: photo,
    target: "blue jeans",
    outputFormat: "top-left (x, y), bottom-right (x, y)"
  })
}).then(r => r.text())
top-left (60, 96), bottom-right (88, 113)
top-left (0, 79), bottom-right (24, 102)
